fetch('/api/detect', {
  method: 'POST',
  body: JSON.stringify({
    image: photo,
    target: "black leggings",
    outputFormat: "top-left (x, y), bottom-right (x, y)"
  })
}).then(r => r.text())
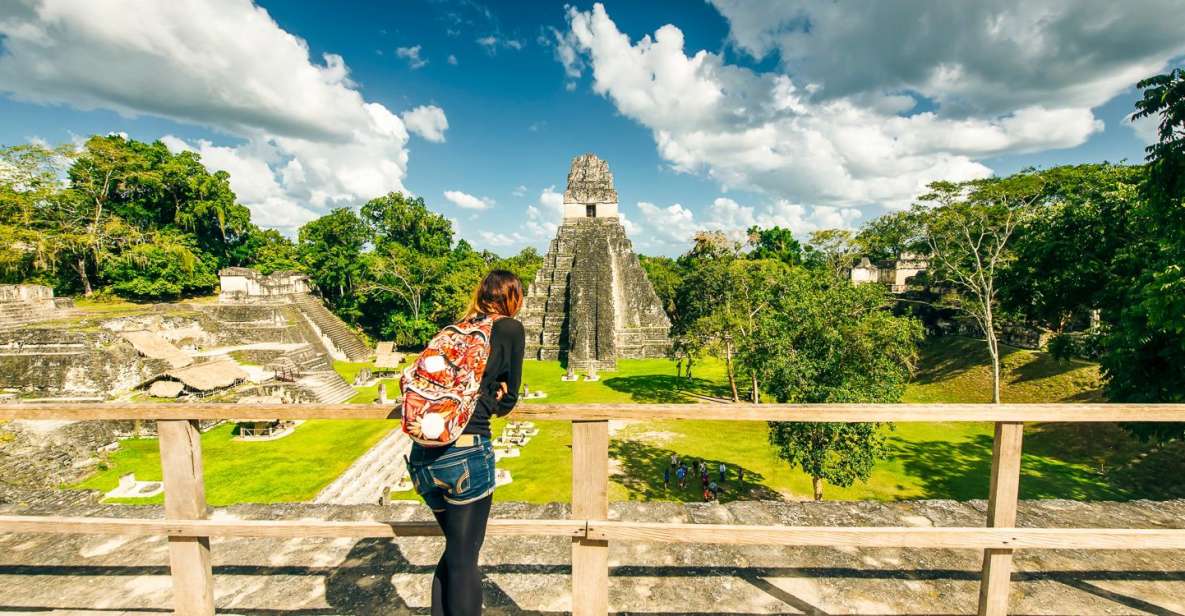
top-left (430, 494), bottom-right (493, 615)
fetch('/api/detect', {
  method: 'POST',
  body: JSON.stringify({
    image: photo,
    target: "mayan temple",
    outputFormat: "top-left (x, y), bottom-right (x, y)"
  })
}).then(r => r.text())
top-left (521, 153), bottom-right (671, 373)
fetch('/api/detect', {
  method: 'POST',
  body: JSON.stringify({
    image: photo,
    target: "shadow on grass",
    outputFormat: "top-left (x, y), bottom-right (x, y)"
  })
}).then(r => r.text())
top-left (910, 337), bottom-right (1028, 386)
top-left (602, 374), bottom-right (735, 403)
top-left (610, 439), bottom-right (783, 502)
top-left (1010, 353), bottom-right (1086, 385)
top-left (889, 432), bottom-right (1129, 501)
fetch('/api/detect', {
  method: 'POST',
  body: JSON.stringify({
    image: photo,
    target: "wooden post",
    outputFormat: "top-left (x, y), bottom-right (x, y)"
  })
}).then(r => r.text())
top-left (571, 420), bottom-right (609, 616)
top-left (978, 421), bottom-right (1024, 616)
top-left (158, 420), bottom-right (215, 616)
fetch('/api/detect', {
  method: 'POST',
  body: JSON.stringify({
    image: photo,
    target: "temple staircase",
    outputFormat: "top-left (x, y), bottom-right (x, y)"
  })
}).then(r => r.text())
top-left (313, 428), bottom-right (412, 504)
top-left (291, 294), bottom-right (371, 361)
top-left (296, 371), bottom-right (356, 404)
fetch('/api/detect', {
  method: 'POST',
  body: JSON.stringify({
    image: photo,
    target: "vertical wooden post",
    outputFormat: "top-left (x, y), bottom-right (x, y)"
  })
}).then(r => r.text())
top-left (571, 420), bottom-right (609, 616)
top-left (158, 419), bottom-right (215, 616)
top-left (978, 421), bottom-right (1024, 616)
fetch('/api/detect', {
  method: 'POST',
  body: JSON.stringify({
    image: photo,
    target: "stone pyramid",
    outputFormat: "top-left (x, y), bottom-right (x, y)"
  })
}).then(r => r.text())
top-left (521, 154), bottom-right (672, 373)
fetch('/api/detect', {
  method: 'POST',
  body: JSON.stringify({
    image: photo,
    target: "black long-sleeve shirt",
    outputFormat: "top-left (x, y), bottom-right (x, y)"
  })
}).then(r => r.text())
top-left (463, 316), bottom-right (526, 436)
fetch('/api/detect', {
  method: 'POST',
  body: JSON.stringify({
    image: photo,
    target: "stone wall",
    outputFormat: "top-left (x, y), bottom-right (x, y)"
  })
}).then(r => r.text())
top-left (2, 498), bottom-right (1183, 614)
top-left (0, 328), bottom-right (162, 398)
top-left (218, 267), bottom-right (310, 302)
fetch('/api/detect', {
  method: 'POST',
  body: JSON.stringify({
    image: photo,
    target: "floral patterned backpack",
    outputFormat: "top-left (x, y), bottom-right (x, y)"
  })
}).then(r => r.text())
top-left (400, 314), bottom-right (502, 446)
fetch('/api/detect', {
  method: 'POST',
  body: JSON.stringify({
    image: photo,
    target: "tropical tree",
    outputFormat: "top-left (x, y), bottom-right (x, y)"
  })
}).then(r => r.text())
top-left (1101, 68), bottom-right (1185, 440)
top-left (746, 225), bottom-right (804, 265)
top-left (915, 176), bottom-right (1041, 404)
top-left (297, 208), bottom-right (368, 310)
top-left (806, 228), bottom-right (857, 278)
top-left (757, 268), bottom-right (923, 499)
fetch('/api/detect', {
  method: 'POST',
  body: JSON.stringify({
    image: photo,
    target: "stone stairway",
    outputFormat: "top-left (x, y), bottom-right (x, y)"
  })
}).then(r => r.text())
top-left (313, 428), bottom-right (412, 504)
top-left (522, 224), bottom-right (579, 361)
top-left (0, 299), bottom-right (59, 330)
top-left (296, 370), bottom-right (356, 404)
top-left (291, 294), bottom-right (371, 361)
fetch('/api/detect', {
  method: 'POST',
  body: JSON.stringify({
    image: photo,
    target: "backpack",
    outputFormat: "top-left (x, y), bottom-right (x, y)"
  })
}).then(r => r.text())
top-left (400, 314), bottom-right (503, 446)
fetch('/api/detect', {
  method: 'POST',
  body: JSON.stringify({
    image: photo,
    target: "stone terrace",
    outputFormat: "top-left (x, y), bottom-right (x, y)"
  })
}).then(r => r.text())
top-left (2, 498), bottom-right (1184, 615)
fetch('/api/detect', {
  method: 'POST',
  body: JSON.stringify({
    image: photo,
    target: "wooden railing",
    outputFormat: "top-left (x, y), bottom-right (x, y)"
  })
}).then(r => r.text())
top-left (2, 402), bottom-right (1185, 616)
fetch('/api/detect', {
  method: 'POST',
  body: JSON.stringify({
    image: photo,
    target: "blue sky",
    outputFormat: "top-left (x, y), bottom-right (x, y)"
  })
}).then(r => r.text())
top-left (0, 0), bottom-right (1181, 256)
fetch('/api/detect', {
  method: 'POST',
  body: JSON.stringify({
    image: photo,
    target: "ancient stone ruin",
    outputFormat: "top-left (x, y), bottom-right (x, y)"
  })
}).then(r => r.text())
top-left (521, 154), bottom-right (671, 373)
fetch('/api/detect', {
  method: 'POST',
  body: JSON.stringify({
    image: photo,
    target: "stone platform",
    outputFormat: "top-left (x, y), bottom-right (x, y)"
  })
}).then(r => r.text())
top-left (2, 498), bottom-right (1184, 614)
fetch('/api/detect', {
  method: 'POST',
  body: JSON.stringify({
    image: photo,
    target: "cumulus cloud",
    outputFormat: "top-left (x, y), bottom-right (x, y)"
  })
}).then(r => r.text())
top-left (395, 45), bottom-right (427, 69)
top-left (708, 0), bottom-right (1185, 115)
top-left (523, 186), bottom-right (564, 240)
top-left (0, 0), bottom-right (447, 231)
top-left (637, 196), bottom-right (862, 250)
top-left (402, 105), bottom-right (449, 142)
top-left (558, 3), bottom-right (1182, 212)
top-left (447, 54), bottom-right (459, 66)
top-left (444, 190), bottom-right (494, 210)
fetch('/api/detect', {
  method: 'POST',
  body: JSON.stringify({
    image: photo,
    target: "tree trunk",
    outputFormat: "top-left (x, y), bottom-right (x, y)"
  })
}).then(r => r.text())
top-left (724, 339), bottom-right (739, 402)
top-left (985, 311), bottom-right (1001, 404)
top-left (751, 372), bottom-right (760, 404)
top-left (76, 257), bottom-right (93, 296)
top-left (812, 476), bottom-right (824, 501)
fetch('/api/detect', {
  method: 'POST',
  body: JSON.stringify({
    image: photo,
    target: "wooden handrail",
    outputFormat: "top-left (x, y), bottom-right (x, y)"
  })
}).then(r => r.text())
top-left (2, 402), bottom-right (1185, 616)
top-left (3, 515), bottom-right (1184, 550)
top-left (5, 401), bottom-right (1185, 422)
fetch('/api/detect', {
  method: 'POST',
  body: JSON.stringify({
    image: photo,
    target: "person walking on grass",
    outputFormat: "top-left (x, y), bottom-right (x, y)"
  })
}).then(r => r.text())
top-left (663, 465), bottom-right (670, 489)
top-left (402, 270), bottom-right (526, 616)
top-left (718, 462), bottom-right (727, 483)
top-left (676, 463), bottom-right (687, 489)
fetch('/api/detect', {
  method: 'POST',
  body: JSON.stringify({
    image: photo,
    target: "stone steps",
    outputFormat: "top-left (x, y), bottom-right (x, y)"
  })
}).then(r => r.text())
top-left (313, 428), bottom-right (412, 504)
top-left (291, 295), bottom-right (371, 361)
top-left (0, 301), bottom-right (58, 329)
top-left (296, 371), bottom-right (356, 404)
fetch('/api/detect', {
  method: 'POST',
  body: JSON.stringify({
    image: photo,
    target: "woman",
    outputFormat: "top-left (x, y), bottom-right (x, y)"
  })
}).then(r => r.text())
top-left (406, 269), bottom-right (526, 615)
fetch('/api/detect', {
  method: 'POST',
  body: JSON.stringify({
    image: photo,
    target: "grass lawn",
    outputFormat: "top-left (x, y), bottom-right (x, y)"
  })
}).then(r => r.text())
top-left (73, 335), bottom-right (1185, 505)
top-left (72, 420), bottom-right (394, 505)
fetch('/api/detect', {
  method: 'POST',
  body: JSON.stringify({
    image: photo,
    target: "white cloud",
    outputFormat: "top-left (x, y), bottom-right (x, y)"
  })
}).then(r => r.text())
top-left (523, 186), bottom-right (564, 240)
top-left (538, 185), bottom-right (564, 214)
top-left (447, 54), bottom-right (459, 66)
top-left (395, 45), bottom-right (427, 69)
top-left (1127, 111), bottom-right (1161, 146)
top-left (402, 105), bottom-right (449, 142)
top-left (0, 0), bottom-right (447, 230)
top-left (636, 196), bottom-right (862, 251)
top-left (512, 184), bottom-right (528, 197)
top-left (479, 230), bottom-right (525, 247)
top-left (444, 190), bottom-right (494, 210)
top-left (558, 3), bottom-right (1182, 212)
top-left (709, 0), bottom-right (1185, 116)
top-left (476, 35), bottom-right (524, 54)
top-left (637, 202), bottom-right (698, 245)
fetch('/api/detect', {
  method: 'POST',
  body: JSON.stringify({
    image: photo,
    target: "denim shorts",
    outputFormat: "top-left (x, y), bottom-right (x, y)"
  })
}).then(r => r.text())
top-left (407, 436), bottom-right (496, 511)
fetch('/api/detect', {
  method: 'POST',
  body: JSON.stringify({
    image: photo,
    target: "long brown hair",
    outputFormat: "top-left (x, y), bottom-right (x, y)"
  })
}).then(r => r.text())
top-left (462, 269), bottom-right (523, 320)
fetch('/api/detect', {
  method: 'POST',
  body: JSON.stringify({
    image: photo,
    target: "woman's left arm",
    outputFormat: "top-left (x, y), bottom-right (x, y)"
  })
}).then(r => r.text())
top-left (493, 318), bottom-right (525, 415)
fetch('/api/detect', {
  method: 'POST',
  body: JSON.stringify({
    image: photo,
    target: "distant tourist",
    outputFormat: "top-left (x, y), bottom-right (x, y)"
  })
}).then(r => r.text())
top-left (676, 464), bottom-right (687, 488)
top-left (403, 270), bottom-right (525, 616)
top-left (663, 466), bottom-right (670, 489)
top-left (718, 463), bottom-right (727, 482)
top-left (709, 480), bottom-right (719, 500)
top-left (670, 453), bottom-right (679, 468)
top-left (737, 467), bottom-right (744, 485)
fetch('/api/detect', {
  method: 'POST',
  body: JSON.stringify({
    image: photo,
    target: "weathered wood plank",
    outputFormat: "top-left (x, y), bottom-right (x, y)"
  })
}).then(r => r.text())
top-left (584, 522), bottom-right (1185, 549)
top-left (978, 421), bottom-right (1024, 616)
top-left (5, 515), bottom-right (1183, 550)
top-left (158, 419), bottom-right (214, 616)
top-left (5, 402), bottom-right (1185, 422)
top-left (0, 516), bottom-right (587, 538)
top-left (572, 420), bottom-right (609, 616)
